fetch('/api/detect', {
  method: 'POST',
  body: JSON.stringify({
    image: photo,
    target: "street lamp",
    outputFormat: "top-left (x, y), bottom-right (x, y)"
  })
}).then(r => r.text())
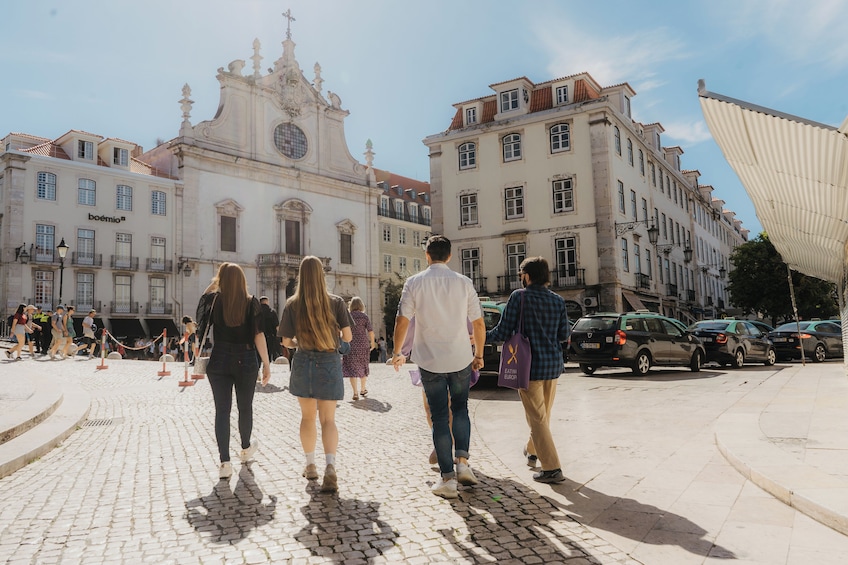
top-left (56, 238), bottom-right (69, 307)
top-left (15, 244), bottom-right (29, 264)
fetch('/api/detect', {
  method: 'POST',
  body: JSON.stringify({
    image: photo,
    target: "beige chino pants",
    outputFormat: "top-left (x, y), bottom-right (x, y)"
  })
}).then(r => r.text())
top-left (519, 379), bottom-right (561, 471)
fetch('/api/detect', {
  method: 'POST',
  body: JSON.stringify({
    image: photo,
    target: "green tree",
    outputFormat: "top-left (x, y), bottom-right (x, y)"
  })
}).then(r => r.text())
top-left (727, 233), bottom-right (838, 324)
top-left (380, 274), bottom-right (406, 340)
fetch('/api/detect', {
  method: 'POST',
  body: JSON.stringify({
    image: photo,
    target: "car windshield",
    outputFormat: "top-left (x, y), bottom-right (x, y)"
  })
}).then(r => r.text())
top-left (483, 309), bottom-right (501, 331)
top-left (774, 322), bottom-right (813, 331)
top-left (690, 321), bottom-right (730, 331)
top-left (573, 317), bottom-right (618, 332)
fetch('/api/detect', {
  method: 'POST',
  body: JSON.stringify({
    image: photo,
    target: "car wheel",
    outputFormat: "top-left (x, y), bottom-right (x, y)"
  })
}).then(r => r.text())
top-left (731, 349), bottom-right (745, 369)
top-left (813, 343), bottom-right (826, 363)
top-left (579, 364), bottom-right (596, 375)
top-left (690, 350), bottom-right (702, 372)
top-left (764, 348), bottom-right (776, 366)
top-left (632, 351), bottom-right (651, 376)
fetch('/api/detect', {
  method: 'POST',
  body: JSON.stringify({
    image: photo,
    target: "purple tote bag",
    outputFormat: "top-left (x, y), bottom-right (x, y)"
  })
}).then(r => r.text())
top-left (498, 291), bottom-right (531, 390)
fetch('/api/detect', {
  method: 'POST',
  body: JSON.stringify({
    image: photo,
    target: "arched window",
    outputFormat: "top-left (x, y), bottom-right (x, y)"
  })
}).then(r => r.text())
top-left (613, 127), bottom-right (621, 155)
top-left (627, 138), bottom-right (633, 165)
top-left (550, 123), bottom-right (570, 153)
top-left (502, 133), bottom-right (522, 162)
top-left (458, 142), bottom-right (476, 170)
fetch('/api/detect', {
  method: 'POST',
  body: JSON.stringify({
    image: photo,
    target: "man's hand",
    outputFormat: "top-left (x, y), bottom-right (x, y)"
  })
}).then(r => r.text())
top-left (391, 352), bottom-right (406, 372)
top-left (472, 357), bottom-right (484, 371)
top-left (260, 365), bottom-right (271, 386)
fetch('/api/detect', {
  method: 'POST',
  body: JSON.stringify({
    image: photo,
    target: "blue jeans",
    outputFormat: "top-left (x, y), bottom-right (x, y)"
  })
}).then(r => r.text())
top-left (420, 364), bottom-right (472, 479)
top-left (206, 341), bottom-right (259, 463)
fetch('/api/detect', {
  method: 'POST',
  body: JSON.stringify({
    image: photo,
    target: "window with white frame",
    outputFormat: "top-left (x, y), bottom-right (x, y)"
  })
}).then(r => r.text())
top-left (422, 206), bottom-right (431, 225)
top-left (340, 233), bottom-right (352, 265)
top-left (116, 185), bottom-right (132, 211)
top-left (621, 239), bottom-right (629, 272)
top-left (78, 140), bottom-right (93, 160)
top-left (460, 194), bottom-right (478, 226)
top-left (150, 236), bottom-right (166, 269)
top-left (398, 256), bottom-right (407, 273)
top-left (383, 254), bottom-right (392, 273)
top-left (506, 243), bottom-right (526, 290)
top-left (630, 190), bottom-right (637, 218)
top-left (394, 199), bottom-right (404, 219)
top-left (379, 195), bottom-right (389, 216)
top-left (617, 181), bottom-right (625, 213)
top-left (151, 190), bottom-right (166, 215)
top-left (555, 85), bottom-right (568, 105)
top-left (413, 231), bottom-right (421, 247)
top-left (634, 244), bottom-right (641, 274)
top-left (114, 274), bottom-right (132, 312)
top-left (627, 138), bottom-right (633, 165)
top-left (458, 142), bottom-right (476, 170)
top-left (465, 107), bottom-right (477, 125)
top-left (624, 96), bottom-right (632, 117)
top-left (614, 126), bottom-right (621, 155)
top-left (461, 248), bottom-right (480, 282)
top-left (552, 178), bottom-right (574, 213)
top-left (645, 248), bottom-right (652, 278)
top-left (35, 270), bottom-right (54, 309)
top-left (113, 147), bottom-right (128, 166)
top-left (555, 237), bottom-right (577, 280)
top-left (650, 162), bottom-right (656, 186)
top-left (641, 198), bottom-right (648, 221)
top-left (408, 203), bottom-right (419, 223)
top-left (413, 258), bottom-right (421, 272)
top-left (638, 150), bottom-right (644, 175)
top-left (77, 228), bottom-right (95, 265)
top-left (37, 172), bottom-right (56, 200)
top-left (550, 123), bottom-right (570, 153)
top-left (500, 89), bottom-right (519, 112)
top-left (115, 233), bottom-right (132, 269)
top-left (78, 178), bottom-right (95, 206)
top-left (398, 227), bottom-right (407, 245)
top-left (76, 272), bottom-right (94, 310)
top-left (504, 187), bottom-right (524, 220)
top-left (35, 224), bottom-right (55, 262)
top-left (502, 133), bottom-right (521, 162)
top-left (382, 223), bottom-right (391, 243)
top-left (149, 277), bottom-right (166, 313)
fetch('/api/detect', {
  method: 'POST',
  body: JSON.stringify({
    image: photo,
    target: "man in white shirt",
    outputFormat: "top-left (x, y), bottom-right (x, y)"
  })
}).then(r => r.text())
top-left (392, 235), bottom-right (486, 499)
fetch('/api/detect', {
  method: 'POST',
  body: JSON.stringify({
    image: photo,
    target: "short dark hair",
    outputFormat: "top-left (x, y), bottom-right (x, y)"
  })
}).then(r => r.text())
top-left (259, 296), bottom-right (269, 302)
top-left (425, 234), bottom-right (451, 262)
top-left (520, 256), bottom-right (550, 285)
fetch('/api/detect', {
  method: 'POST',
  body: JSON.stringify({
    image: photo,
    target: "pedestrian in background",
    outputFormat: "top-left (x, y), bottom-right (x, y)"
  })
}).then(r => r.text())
top-left (278, 255), bottom-right (353, 493)
top-left (181, 316), bottom-right (198, 362)
top-left (486, 256), bottom-right (570, 484)
top-left (196, 262), bottom-right (271, 480)
top-left (377, 336), bottom-right (387, 364)
top-left (392, 235), bottom-right (486, 499)
top-left (31, 306), bottom-right (47, 355)
top-left (342, 296), bottom-right (375, 400)
top-left (62, 306), bottom-right (78, 358)
top-left (38, 309), bottom-right (53, 355)
top-left (259, 296), bottom-right (281, 362)
top-left (48, 305), bottom-right (68, 360)
top-left (82, 310), bottom-right (98, 359)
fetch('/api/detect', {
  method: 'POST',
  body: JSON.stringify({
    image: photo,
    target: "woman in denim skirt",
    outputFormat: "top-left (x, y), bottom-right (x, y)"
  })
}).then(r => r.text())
top-left (278, 256), bottom-right (353, 493)
top-left (196, 263), bottom-right (271, 480)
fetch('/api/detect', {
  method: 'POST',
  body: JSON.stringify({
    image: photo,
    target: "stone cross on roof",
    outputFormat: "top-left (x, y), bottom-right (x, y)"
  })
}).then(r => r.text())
top-left (283, 9), bottom-right (295, 40)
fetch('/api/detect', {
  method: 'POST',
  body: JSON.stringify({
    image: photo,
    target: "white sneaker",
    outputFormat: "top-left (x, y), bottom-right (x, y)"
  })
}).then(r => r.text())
top-left (239, 440), bottom-right (259, 462)
top-left (456, 463), bottom-right (479, 486)
top-left (432, 478), bottom-right (458, 499)
top-left (219, 462), bottom-right (233, 479)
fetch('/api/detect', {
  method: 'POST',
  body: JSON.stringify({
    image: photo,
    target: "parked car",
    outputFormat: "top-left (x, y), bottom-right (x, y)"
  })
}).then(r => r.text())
top-left (687, 320), bottom-right (776, 368)
top-left (567, 312), bottom-right (705, 376)
top-left (768, 320), bottom-right (843, 362)
top-left (479, 301), bottom-right (506, 377)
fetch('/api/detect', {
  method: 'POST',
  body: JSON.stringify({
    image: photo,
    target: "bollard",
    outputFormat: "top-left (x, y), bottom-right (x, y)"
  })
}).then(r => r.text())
top-left (96, 332), bottom-right (108, 370)
top-left (158, 329), bottom-right (171, 377)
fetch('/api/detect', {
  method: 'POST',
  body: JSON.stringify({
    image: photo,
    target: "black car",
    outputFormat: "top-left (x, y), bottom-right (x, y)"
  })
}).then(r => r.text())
top-left (688, 320), bottom-right (776, 368)
top-left (567, 312), bottom-right (705, 376)
top-left (478, 301), bottom-right (506, 378)
top-left (768, 320), bottom-right (843, 362)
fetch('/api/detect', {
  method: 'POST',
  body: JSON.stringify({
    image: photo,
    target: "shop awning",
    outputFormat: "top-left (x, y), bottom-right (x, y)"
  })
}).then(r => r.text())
top-left (622, 290), bottom-right (648, 312)
top-left (146, 318), bottom-right (180, 339)
top-left (108, 318), bottom-right (146, 339)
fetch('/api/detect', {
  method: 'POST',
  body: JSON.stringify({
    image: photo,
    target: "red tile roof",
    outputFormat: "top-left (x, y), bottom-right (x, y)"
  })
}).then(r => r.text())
top-left (373, 168), bottom-right (430, 201)
top-left (481, 100), bottom-right (497, 124)
top-left (529, 88), bottom-right (552, 113)
top-left (20, 141), bottom-right (71, 160)
top-left (449, 108), bottom-right (463, 130)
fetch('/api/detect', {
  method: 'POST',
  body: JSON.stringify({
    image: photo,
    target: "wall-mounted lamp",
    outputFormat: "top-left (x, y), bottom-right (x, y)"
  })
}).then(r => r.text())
top-left (178, 258), bottom-right (193, 277)
top-left (14, 244), bottom-right (29, 264)
top-left (701, 265), bottom-right (727, 279)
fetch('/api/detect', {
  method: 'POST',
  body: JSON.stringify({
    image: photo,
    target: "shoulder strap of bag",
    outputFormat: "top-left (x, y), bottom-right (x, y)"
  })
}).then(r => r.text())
top-left (199, 294), bottom-right (218, 347)
top-left (517, 290), bottom-right (525, 335)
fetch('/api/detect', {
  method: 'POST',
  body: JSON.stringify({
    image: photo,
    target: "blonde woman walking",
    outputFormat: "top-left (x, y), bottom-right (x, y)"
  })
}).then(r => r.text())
top-left (342, 297), bottom-right (375, 400)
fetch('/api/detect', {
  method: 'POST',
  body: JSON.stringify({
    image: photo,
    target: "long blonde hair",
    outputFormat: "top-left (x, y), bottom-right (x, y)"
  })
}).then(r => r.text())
top-left (204, 262), bottom-right (250, 327)
top-left (287, 256), bottom-right (338, 350)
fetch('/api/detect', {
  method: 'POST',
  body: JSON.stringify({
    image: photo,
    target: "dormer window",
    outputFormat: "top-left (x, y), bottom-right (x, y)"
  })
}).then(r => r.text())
top-left (624, 96), bottom-right (632, 118)
top-left (555, 85), bottom-right (568, 105)
top-left (113, 147), bottom-right (128, 166)
top-left (500, 89), bottom-right (519, 112)
top-left (465, 107), bottom-right (477, 125)
top-left (78, 140), bottom-right (93, 160)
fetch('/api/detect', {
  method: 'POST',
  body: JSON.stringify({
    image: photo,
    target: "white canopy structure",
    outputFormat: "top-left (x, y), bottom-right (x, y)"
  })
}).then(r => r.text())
top-left (698, 80), bottom-right (848, 284)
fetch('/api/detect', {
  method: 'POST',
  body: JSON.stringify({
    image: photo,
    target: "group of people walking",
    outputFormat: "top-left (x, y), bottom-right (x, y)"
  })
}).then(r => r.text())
top-left (6, 304), bottom-right (98, 361)
top-left (198, 234), bottom-right (570, 500)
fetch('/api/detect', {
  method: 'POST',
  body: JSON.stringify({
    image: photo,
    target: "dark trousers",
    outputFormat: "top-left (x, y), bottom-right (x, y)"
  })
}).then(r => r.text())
top-left (206, 341), bottom-right (259, 463)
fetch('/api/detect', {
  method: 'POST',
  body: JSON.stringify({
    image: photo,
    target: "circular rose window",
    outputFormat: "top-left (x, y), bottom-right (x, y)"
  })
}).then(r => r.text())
top-left (273, 123), bottom-right (308, 159)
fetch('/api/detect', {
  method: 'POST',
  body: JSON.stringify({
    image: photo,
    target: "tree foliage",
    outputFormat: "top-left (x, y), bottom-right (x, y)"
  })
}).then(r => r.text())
top-left (380, 274), bottom-right (406, 340)
top-left (727, 233), bottom-right (838, 325)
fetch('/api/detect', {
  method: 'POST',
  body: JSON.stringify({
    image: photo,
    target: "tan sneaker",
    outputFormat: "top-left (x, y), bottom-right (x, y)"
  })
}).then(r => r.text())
top-left (320, 464), bottom-right (338, 492)
top-left (302, 464), bottom-right (318, 480)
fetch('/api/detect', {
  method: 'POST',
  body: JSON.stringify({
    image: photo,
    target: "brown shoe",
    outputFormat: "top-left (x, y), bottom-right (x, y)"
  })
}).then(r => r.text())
top-left (320, 464), bottom-right (338, 492)
top-left (302, 464), bottom-right (318, 480)
top-left (428, 449), bottom-right (438, 465)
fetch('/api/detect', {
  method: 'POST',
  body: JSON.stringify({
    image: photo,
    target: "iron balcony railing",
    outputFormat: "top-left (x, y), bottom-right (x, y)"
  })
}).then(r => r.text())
top-left (377, 206), bottom-right (432, 226)
top-left (666, 283), bottom-right (678, 297)
top-left (497, 274), bottom-right (523, 294)
top-left (110, 255), bottom-right (139, 270)
top-left (466, 276), bottom-right (488, 295)
top-left (146, 302), bottom-right (173, 315)
top-left (257, 254), bottom-right (331, 269)
top-left (145, 259), bottom-right (173, 272)
top-left (74, 300), bottom-right (101, 312)
top-left (551, 268), bottom-right (586, 290)
top-left (110, 301), bottom-right (139, 314)
top-left (71, 252), bottom-right (103, 267)
top-left (636, 273), bottom-right (651, 290)
top-left (687, 289), bottom-right (696, 302)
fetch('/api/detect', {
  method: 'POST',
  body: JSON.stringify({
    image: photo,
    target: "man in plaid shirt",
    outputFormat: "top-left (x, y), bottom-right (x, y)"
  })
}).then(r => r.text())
top-left (486, 256), bottom-right (570, 483)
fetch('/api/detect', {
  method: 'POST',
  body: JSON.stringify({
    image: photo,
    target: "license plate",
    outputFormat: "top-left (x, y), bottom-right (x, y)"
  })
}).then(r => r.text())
top-left (701, 337), bottom-right (713, 342)
top-left (580, 342), bottom-right (601, 349)
top-left (773, 337), bottom-right (786, 342)
top-left (497, 345), bottom-right (502, 352)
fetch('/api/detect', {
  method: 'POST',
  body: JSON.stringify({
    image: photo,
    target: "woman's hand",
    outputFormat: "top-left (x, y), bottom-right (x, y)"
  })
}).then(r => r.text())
top-left (260, 364), bottom-right (271, 386)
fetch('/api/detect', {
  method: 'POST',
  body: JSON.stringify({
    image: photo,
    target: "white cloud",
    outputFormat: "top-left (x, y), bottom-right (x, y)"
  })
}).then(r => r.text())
top-left (661, 120), bottom-right (713, 145)
top-left (15, 89), bottom-right (52, 100)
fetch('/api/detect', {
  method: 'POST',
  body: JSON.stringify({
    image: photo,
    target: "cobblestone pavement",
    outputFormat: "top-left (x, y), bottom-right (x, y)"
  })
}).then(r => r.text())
top-left (0, 359), bottom-right (639, 564)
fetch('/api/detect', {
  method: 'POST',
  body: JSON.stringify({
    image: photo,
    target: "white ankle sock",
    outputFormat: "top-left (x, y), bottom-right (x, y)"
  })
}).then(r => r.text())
top-left (305, 452), bottom-right (315, 466)
top-left (326, 453), bottom-right (336, 466)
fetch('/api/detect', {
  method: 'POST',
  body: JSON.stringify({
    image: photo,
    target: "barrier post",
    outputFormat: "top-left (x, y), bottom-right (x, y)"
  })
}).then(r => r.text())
top-left (96, 332), bottom-right (108, 370)
top-left (158, 329), bottom-right (171, 377)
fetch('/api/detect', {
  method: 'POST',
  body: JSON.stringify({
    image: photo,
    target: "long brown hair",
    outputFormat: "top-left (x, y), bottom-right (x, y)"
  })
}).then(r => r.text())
top-left (204, 262), bottom-right (250, 327)
top-left (287, 256), bottom-right (338, 350)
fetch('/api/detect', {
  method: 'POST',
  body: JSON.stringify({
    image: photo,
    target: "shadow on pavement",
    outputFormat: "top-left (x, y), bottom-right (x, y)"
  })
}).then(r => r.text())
top-left (550, 478), bottom-right (736, 559)
top-left (294, 487), bottom-right (399, 563)
top-left (350, 398), bottom-right (392, 412)
top-left (184, 464), bottom-right (277, 544)
top-left (578, 369), bottom-right (728, 382)
top-left (256, 382), bottom-right (287, 394)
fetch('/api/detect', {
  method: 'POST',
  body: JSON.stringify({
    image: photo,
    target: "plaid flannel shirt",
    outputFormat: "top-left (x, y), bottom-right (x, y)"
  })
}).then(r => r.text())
top-left (486, 285), bottom-right (570, 380)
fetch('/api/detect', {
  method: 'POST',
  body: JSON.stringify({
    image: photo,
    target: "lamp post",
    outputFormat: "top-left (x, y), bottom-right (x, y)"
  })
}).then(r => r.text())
top-left (56, 238), bottom-right (69, 308)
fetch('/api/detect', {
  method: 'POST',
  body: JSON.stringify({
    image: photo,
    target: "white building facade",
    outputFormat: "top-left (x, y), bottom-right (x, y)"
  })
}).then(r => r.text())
top-left (424, 73), bottom-right (747, 323)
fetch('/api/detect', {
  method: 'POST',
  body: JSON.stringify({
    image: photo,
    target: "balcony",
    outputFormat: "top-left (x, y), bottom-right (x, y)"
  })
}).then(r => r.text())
top-left (110, 255), bottom-right (139, 271)
top-left (707, 297), bottom-right (714, 306)
top-left (497, 274), bottom-right (523, 294)
top-left (687, 289), bottom-right (696, 302)
top-left (551, 268), bottom-right (586, 290)
top-left (636, 273), bottom-right (651, 290)
top-left (377, 206), bottom-right (432, 227)
top-left (146, 258), bottom-right (173, 272)
top-left (74, 300), bottom-right (102, 313)
top-left (467, 276), bottom-right (488, 295)
top-left (71, 252), bottom-right (103, 267)
top-left (257, 254), bottom-right (332, 270)
top-left (666, 283), bottom-right (678, 297)
top-left (718, 297), bottom-right (725, 309)
top-left (110, 301), bottom-right (139, 314)
top-left (33, 248), bottom-right (57, 265)
top-left (146, 302), bottom-right (173, 315)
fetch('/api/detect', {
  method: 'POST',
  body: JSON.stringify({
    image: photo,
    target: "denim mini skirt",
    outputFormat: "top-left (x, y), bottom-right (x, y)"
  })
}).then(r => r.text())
top-left (290, 349), bottom-right (344, 400)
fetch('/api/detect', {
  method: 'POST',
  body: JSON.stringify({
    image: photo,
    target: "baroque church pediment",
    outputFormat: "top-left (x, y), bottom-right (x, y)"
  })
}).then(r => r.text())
top-left (214, 198), bottom-right (244, 216)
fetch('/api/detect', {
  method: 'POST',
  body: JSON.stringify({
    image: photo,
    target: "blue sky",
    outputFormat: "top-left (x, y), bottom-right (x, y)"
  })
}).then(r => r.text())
top-left (3, 0), bottom-right (847, 237)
